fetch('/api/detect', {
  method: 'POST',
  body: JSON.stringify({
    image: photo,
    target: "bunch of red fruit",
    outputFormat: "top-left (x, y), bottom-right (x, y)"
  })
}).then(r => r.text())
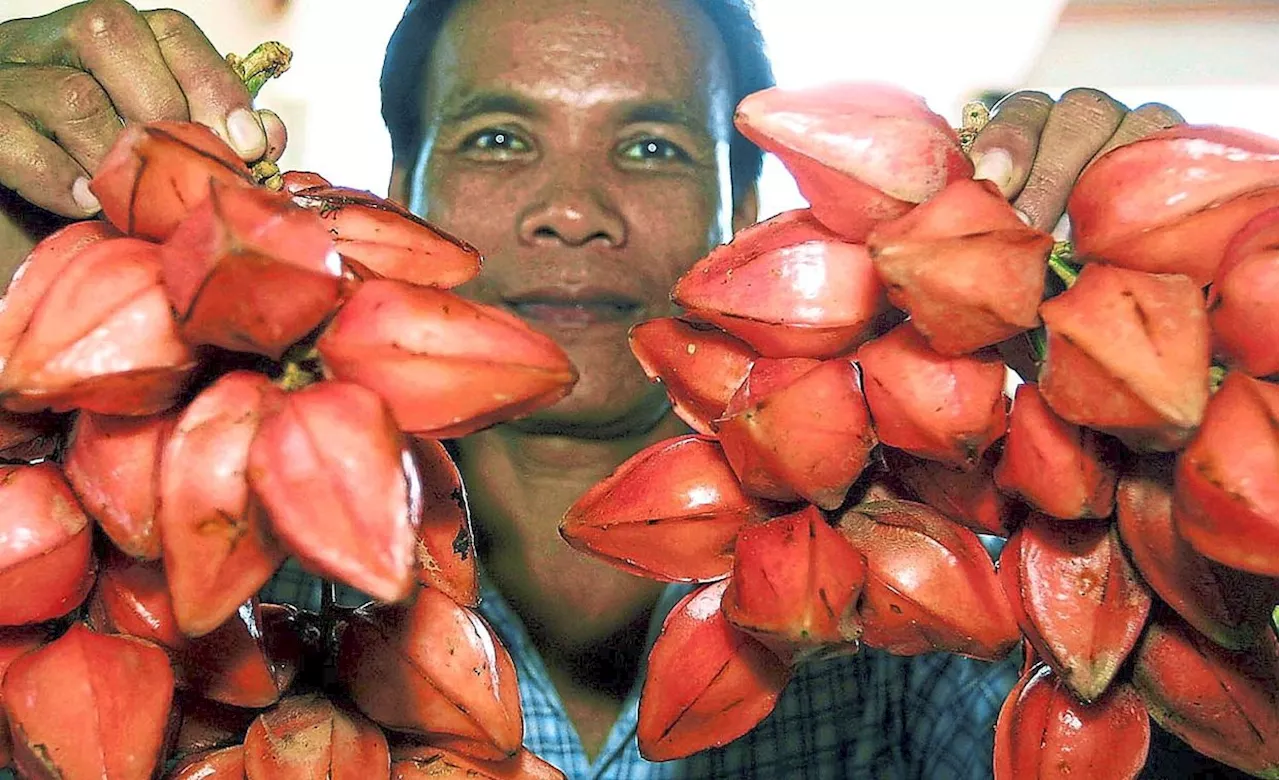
top-left (0, 118), bottom-right (578, 778)
top-left (561, 83), bottom-right (1279, 778)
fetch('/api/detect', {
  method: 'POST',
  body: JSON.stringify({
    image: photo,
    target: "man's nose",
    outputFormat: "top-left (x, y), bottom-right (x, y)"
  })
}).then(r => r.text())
top-left (517, 167), bottom-right (627, 248)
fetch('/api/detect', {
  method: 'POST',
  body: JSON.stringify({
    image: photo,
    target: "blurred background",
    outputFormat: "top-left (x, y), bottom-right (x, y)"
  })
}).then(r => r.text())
top-left (3, 0), bottom-right (1277, 220)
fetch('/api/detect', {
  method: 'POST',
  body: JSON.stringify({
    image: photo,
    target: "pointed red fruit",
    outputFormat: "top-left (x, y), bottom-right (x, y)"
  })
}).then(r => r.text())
top-left (628, 317), bottom-right (756, 435)
top-left (242, 694), bottom-right (390, 780)
top-left (637, 580), bottom-right (792, 761)
top-left (733, 83), bottom-right (972, 240)
top-left (856, 323), bottom-right (1008, 470)
top-left (715, 357), bottom-right (876, 509)
top-left (560, 435), bottom-right (771, 582)
top-left (408, 439), bottom-right (479, 607)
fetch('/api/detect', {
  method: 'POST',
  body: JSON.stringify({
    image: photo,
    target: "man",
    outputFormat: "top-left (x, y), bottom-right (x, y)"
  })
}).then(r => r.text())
top-left (0, 1), bottom-right (1187, 777)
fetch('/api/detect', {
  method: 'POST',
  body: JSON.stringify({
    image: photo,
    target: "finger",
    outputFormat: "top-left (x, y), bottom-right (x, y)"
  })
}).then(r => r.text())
top-left (142, 9), bottom-right (264, 159)
top-left (968, 91), bottom-right (1054, 200)
top-left (0, 101), bottom-right (100, 217)
top-left (1085, 102), bottom-right (1185, 169)
top-left (1012, 88), bottom-right (1128, 232)
top-left (53, 0), bottom-right (189, 123)
top-left (0, 63), bottom-right (124, 176)
top-left (259, 109), bottom-right (288, 162)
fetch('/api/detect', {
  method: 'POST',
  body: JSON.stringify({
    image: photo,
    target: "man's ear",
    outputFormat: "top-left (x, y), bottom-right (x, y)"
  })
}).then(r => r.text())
top-left (731, 183), bottom-right (759, 236)
top-left (387, 163), bottom-right (410, 208)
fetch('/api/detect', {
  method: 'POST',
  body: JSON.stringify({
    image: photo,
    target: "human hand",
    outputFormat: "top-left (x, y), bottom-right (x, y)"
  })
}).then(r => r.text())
top-left (968, 89), bottom-right (1184, 234)
top-left (0, 0), bottom-right (287, 285)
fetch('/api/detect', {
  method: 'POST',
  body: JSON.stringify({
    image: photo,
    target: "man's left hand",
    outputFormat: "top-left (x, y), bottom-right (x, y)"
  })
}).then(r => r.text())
top-left (967, 89), bottom-right (1184, 234)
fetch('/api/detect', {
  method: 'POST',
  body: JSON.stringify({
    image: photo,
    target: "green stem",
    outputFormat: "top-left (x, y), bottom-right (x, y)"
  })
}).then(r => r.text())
top-left (1047, 240), bottom-right (1079, 288)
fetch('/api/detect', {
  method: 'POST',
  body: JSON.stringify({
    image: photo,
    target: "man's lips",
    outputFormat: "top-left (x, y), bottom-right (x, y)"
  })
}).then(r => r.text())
top-left (503, 290), bottom-right (643, 328)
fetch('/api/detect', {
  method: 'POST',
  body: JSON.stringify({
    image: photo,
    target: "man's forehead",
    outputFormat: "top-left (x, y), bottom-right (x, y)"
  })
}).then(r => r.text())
top-left (425, 0), bottom-right (732, 122)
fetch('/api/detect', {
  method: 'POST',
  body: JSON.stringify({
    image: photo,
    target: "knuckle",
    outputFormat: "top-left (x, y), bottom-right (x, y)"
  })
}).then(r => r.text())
top-left (143, 8), bottom-right (197, 45)
top-left (1132, 102), bottom-right (1185, 127)
top-left (51, 68), bottom-right (112, 123)
top-left (1059, 87), bottom-right (1127, 117)
top-left (71, 0), bottom-right (139, 45)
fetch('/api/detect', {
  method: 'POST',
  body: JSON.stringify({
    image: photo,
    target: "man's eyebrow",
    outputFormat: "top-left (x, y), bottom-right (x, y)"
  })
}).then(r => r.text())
top-left (439, 91), bottom-right (541, 123)
top-left (618, 101), bottom-right (705, 130)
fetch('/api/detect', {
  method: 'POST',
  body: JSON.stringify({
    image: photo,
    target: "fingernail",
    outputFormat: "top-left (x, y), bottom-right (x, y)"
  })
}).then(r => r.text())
top-left (1014, 208), bottom-right (1032, 226)
top-left (972, 149), bottom-right (1014, 192)
top-left (226, 107), bottom-right (266, 159)
top-left (72, 177), bottom-right (101, 214)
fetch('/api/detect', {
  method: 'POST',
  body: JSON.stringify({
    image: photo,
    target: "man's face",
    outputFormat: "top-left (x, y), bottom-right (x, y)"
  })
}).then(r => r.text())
top-left (392, 0), bottom-right (746, 437)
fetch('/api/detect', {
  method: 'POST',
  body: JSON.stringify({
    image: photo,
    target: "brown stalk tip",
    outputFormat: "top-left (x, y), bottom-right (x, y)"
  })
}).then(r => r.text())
top-left (253, 160), bottom-right (284, 191)
top-left (227, 41), bottom-right (294, 98)
top-left (957, 100), bottom-right (991, 154)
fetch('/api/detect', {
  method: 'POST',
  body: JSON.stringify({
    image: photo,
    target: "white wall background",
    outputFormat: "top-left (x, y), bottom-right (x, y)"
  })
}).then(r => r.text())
top-left (2, 0), bottom-right (1277, 221)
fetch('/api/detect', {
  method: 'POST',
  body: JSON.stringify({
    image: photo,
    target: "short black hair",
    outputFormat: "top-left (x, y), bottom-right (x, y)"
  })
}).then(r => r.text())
top-left (380, 0), bottom-right (775, 203)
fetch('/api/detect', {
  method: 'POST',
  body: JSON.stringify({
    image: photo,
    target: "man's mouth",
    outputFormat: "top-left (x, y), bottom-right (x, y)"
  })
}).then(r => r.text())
top-left (503, 291), bottom-right (642, 329)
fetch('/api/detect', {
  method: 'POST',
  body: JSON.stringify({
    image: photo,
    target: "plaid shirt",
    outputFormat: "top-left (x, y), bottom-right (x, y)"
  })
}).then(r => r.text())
top-left (260, 559), bottom-right (1020, 780)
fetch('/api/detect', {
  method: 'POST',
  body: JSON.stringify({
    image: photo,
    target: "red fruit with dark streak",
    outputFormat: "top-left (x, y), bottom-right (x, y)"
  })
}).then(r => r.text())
top-left (1000, 516), bottom-right (1152, 702)
top-left (637, 580), bottom-right (792, 761)
top-left (856, 323), bottom-right (1008, 470)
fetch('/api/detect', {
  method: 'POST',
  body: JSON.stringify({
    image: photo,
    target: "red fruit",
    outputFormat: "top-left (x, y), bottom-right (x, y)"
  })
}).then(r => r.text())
top-left (408, 438), bottom-right (479, 607)
top-left (672, 210), bottom-right (892, 358)
top-left (733, 83), bottom-right (973, 240)
top-left (0, 464), bottom-right (95, 626)
top-left (722, 505), bottom-right (865, 662)
top-left (715, 357), bottom-right (876, 509)
top-left (2, 623), bottom-right (174, 780)
top-left (1069, 125), bottom-right (1280, 285)
top-left (64, 410), bottom-right (175, 560)
top-left (560, 435), bottom-right (770, 582)
top-left (1000, 516), bottom-right (1152, 702)
top-left (249, 381), bottom-right (416, 603)
top-left (1038, 263), bottom-right (1210, 452)
top-left (637, 580), bottom-right (792, 761)
top-left (882, 446), bottom-right (1018, 536)
top-left (339, 588), bottom-right (523, 761)
top-left (292, 186), bottom-right (481, 289)
top-left (160, 371), bottom-right (286, 637)
top-left (836, 500), bottom-right (1019, 660)
top-left (318, 281), bottom-right (577, 439)
top-left (390, 744), bottom-right (566, 780)
top-left (628, 317), bottom-right (756, 435)
top-left (867, 179), bottom-right (1052, 355)
top-left (161, 181), bottom-right (344, 359)
top-left (0, 221), bottom-right (115, 375)
top-left (856, 323), bottom-right (1008, 470)
top-left (167, 745), bottom-right (246, 779)
top-left (88, 557), bottom-right (299, 708)
top-left (0, 237), bottom-right (197, 416)
top-left (1116, 456), bottom-right (1273, 650)
top-left (993, 664), bottom-right (1150, 780)
top-left (90, 120), bottom-right (255, 241)
top-left (242, 694), bottom-right (390, 780)
top-left (0, 627), bottom-right (49, 769)
top-left (994, 383), bottom-right (1118, 520)
top-left (1173, 372), bottom-right (1279, 577)
top-left (280, 170), bottom-right (331, 193)
top-left (1209, 207), bottom-right (1279, 377)
top-left (1132, 612), bottom-right (1279, 778)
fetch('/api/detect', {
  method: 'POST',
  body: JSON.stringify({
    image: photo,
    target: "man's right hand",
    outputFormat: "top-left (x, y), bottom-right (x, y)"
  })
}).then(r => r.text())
top-left (0, 0), bottom-right (286, 286)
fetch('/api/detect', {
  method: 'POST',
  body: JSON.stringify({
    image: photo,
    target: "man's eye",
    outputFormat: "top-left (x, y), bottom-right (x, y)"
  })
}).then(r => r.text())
top-left (460, 129), bottom-right (530, 156)
top-left (620, 137), bottom-right (691, 164)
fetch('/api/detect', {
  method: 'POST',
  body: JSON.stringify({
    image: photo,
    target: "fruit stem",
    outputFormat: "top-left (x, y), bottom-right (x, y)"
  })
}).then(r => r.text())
top-left (227, 42), bottom-right (293, 100)
top-left (1047, 241), bottom-right (1079, 288)
top-left (957, 100), bottom-right (991, 155)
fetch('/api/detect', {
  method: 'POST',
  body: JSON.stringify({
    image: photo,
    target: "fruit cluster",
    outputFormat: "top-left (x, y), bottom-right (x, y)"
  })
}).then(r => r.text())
top-left (0, 118), bottom-right (577, 778)
top-left (562, 83), bottom-right (1280, 778)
